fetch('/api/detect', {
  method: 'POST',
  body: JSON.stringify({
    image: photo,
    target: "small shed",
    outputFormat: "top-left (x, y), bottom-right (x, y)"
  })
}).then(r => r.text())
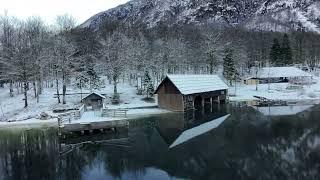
top-left (81, 93), bottom-right (106, 110)
top-left (243, 77), bottom-right (259, 85)
top-left (155, 75), bottom-right (229, 112)
top-left (256, 67), bottom-right (312, 84)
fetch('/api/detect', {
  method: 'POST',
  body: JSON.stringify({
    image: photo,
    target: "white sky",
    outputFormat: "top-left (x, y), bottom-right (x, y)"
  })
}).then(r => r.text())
top-left (0, 0), bottom-right (130, 25)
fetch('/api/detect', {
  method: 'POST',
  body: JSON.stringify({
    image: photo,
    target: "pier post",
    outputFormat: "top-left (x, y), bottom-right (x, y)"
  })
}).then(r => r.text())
top-left (192, 98), bottom-right (195, 110)
top-left (201, 98), bottom-right (205, 108)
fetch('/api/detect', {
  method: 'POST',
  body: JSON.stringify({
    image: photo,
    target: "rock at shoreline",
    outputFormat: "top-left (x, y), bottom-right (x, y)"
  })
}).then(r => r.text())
top-left (40, 112), bottom-right (51, 120)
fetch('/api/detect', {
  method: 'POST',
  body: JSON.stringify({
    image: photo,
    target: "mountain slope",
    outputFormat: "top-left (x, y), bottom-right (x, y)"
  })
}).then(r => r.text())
top-left (80, 0), bottom-right (320, 33)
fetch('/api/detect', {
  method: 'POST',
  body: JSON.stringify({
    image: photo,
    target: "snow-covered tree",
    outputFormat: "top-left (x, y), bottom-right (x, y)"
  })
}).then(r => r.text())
top-left (270, 38), bottom-right (282, 66)
top-left (74, 55), bottom-right (102, 93)
top-left (281, 34), bottom-right (293, 65)
top-left (54, 14), bottom-right (76, 104)
top-left (24, 17), bottom-right (48, 102)
top-left (0, 13), bottom-right (16, 97)
top-left (143, 70), bottom-right (154, 98)
top-left (223, 48), bottom-right (237, 86)
top-left (206, 49), bottom-right (219, 74)
top-left (100, 20), bottom-right (128, 95)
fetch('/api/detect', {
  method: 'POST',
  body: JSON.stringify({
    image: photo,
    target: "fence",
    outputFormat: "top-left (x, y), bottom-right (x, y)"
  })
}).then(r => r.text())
top-left (101, 108), bottom-right (128, 118)
top-left (58, 104), bottom-right (85, 127)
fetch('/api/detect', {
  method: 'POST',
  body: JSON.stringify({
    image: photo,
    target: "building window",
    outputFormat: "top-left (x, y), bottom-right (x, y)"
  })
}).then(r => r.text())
top-left (221, 91), bottom-right (225, 95)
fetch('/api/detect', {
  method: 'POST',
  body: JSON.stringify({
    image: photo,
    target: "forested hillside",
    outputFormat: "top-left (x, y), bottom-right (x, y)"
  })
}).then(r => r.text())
top-left (1, 0), bottom-right (320, 108)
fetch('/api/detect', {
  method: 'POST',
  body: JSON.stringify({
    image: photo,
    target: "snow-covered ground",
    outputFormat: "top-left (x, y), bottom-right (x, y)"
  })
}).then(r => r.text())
top-left (0, 81), bottom-right (161, 128)
top-left (0, 87), bottom-right (63, 122)
top-left (0, 118), bottom-right (58, 129)
top-left (229, 76), bottom-right (320, 102)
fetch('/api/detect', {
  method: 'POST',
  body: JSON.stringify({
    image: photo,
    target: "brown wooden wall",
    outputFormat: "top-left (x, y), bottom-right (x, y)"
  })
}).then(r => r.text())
top-left (158, 93), bottom-right (184, 111)
top-left (157, 79), bottom-right (184, 111)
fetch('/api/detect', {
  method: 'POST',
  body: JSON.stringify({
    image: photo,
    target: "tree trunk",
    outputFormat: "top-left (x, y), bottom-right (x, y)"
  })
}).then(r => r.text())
top-left (108, 75), bottom-right (112, 84)
top-left (16, 82), bottom-right (20, 94)
top-left (62, 75), bottom-right (66, 104)
top-left (113, 72), bottom-right (118, 94)
top-left (210, 61), bottom-right (214, 74)
top-left (33, 81), bottom-right (37, 98)
top-left (9, 81), bottom-right (14, 97)
top-left (56, 71), bottom-right (61, 104)
top-left (39, 67), bottom-right (43, 95)
top-left (24, 81), bottom-right (28, 108)
top-left (114, 82), bottom-right (118, 94)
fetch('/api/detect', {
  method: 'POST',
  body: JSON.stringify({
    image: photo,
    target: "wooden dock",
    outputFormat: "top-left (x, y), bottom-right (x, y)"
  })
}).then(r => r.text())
top-left (58, 111), bottom-right (129, 138)
top-left (253, 96), bottom-right (287, 106)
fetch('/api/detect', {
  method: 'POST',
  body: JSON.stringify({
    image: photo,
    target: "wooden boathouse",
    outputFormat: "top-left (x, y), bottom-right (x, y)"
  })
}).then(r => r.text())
top-left (155, 75), bottom-right (229, 111)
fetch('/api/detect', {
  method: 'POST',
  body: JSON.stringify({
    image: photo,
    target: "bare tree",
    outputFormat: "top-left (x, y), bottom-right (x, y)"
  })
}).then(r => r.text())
top-left (55, 14), bottom-right (76, 32)
top-left (24, 17), bottom-right (48, 102)
top-left (54, 14), bottom-right (76, 104)
top-left (100, 20), bottom-right (128, 96)
top-left (14, 21), bottom-right (34, 107)
top-left (0, 13), bottom-right (16, 97)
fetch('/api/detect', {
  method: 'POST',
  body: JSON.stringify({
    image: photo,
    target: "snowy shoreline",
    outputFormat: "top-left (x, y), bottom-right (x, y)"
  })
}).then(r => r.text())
top-left (0, 118), bottom-right (58, 129)
top-left (0, 107), bottom-right (170, 129)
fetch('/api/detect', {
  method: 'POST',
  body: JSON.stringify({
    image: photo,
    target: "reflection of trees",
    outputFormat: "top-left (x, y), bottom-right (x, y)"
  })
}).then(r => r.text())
top-left (1, 105), bottom-right (320, 180)
top-left (0, 129), bottom-right (59, 180)
top-left (59, 148), bottom-right (89, 180)
top-left (219, 107), bottom-right (320, 180)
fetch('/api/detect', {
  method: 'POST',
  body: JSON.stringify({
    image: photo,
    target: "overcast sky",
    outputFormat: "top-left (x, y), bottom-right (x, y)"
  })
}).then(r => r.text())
top-left (0, 0), bottom-right (129, 25)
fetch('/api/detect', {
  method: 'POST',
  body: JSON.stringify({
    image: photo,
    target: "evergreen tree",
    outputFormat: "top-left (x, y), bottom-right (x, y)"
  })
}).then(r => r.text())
top-left (146, 82), bottom-right (154, 98)
top-left (143, 71), bottom-right (154, 98)
top-left (270, 38), bottom-right (282, 66)
top-left (223, 48), bottom-right (236, 85)
top-left (281, 34), bottom-right (293, 65)
top-left (143, 71), bottom-right (150, 89)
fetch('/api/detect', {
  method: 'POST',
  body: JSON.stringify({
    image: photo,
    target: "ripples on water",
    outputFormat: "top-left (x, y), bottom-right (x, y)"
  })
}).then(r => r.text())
top-left (0, 104), bottom-right (320, 180)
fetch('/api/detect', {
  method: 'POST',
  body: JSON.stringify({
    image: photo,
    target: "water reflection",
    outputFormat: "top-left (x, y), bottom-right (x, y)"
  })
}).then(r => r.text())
top-left (0, 129), bottom-right (60, 180)
top-left (0, 104), bottom-right (320, 180)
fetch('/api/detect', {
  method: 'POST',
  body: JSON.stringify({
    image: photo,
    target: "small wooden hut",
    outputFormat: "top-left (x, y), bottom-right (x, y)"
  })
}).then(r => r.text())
top-left (81, 93), bottom-right (106, 110)
top-left (155, 75), bottom-right (229, 111)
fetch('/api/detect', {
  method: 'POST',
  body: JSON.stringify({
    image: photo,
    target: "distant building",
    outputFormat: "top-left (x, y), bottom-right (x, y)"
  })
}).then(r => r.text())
top-left (243, 77), bottom-right (259, 85)
top-left (247, 67), bottom-right (313, 84)
top-left (155, 75), bottom-right (229, 111)
top-left (81, 93), bottom-right (106, 110)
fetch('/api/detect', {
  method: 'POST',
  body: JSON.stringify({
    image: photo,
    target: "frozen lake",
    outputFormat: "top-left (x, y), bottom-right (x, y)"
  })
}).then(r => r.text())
top-left (0, 103), bottom-right (320, 180)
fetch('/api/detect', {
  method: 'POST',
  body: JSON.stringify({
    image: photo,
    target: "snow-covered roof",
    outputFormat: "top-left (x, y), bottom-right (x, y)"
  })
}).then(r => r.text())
top-left (257, 67), bottom-right (312, 78)
top-left (82, 92), bottom-right (106, 100)
top-left (161, 74), bottom-right (228, 95)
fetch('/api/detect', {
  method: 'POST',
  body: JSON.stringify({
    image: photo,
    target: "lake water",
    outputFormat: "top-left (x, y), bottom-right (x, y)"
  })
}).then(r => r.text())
top-left (1, 104), bottom-right (320, 180)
